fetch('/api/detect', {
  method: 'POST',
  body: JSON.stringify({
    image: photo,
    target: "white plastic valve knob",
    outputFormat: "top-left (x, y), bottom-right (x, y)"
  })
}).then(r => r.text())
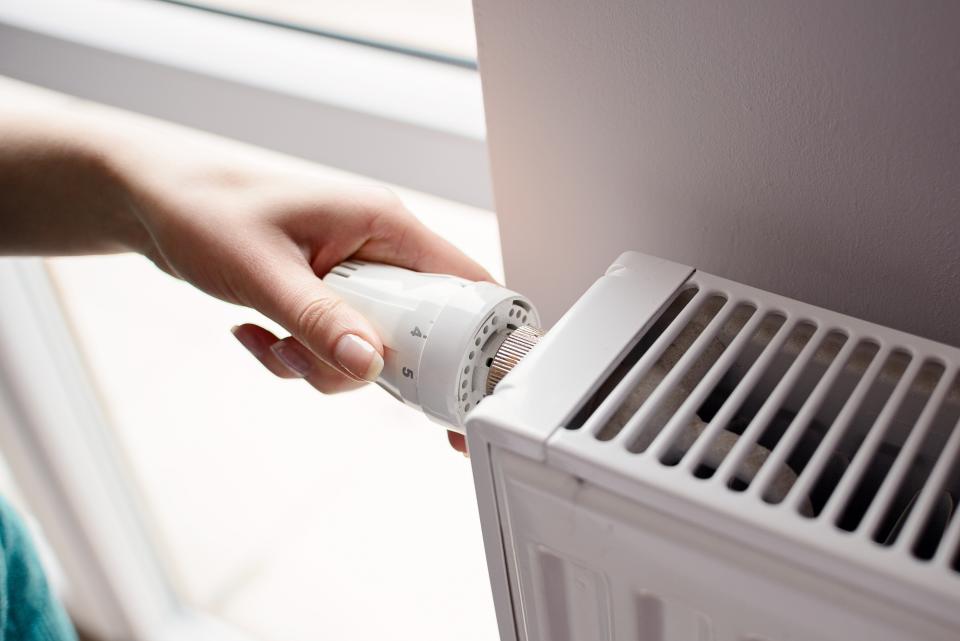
top-left (323, 260), bottom-right (539, 430)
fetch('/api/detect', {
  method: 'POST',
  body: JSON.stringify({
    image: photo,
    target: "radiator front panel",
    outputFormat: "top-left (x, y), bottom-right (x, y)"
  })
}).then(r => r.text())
top-left (491, 448), bottom-right (955, 641)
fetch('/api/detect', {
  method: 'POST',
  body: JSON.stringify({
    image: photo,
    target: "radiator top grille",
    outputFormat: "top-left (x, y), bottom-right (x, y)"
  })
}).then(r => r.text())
top-left (563, 272), bottom-right (960, 577)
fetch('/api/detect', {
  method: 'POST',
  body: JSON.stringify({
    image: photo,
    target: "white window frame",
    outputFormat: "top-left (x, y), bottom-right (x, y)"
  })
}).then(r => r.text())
top-left (0, 0), bottom-right (491, 209)
top-left (0, 1), bottom-right (491, 639)
top-left (0, 259), bottom-right (253, 641)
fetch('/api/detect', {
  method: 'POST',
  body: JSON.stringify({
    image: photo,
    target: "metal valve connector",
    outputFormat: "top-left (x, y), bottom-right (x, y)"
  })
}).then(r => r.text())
top-left (485, 325), bottom-right (544, 395)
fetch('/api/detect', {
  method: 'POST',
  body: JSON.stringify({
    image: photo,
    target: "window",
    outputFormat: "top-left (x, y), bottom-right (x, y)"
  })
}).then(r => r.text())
top-left (0, 75), bottom-right (500, 639)
top-left (164, 0), bottom-right (478, 63)
top-left (45, 179), bottom-right (502, 640)
top-left (0, 0), bottom-right (500, 637)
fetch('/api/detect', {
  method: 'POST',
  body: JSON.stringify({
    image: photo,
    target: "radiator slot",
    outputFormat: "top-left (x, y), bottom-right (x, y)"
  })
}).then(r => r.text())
top-left (751, 331), bottom-right (849, 457)
top-left (683, 320), bottom-right (817, 490)
top-left (660, 311), bottom-right (788, 467)
top-left (892, 371), bottom-right (960, 560)
top-left (597, 291), bottom-right (727, 444)
top-left (566, 286), bottom-right (698, 432)
top-left (639, 302), bottom-right (757, 454)
top-left (835, 360), bottom-right (946, 532)
top-left (726, 329), bottom-right (849, 495)
top-left (801, 349), bottom-right (912, 517)
top-left (759, 339), bottom-right (880, 507)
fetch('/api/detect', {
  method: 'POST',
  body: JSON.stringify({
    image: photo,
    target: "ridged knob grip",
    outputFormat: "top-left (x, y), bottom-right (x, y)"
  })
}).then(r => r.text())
top-left (486, 325), bottom-right (544, 395)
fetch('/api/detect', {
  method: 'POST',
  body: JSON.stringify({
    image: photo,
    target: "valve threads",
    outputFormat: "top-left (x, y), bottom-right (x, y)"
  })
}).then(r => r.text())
top-left (485, 325), bottom-right (544, 395)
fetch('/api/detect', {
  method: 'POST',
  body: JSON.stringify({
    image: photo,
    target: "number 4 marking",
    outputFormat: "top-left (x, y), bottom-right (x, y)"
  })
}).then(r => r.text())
top-left (410, 326), bottom-right (424, 338)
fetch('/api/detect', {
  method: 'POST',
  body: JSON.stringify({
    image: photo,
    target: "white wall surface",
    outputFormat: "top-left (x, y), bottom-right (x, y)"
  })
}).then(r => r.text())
top-left (476, 0), bottom-right (960, 346)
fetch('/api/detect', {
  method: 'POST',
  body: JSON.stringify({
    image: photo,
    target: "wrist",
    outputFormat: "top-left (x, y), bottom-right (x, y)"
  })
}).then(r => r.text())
top-left (88, 143), bottom-right (156, 255)
top-left (61, 104), bottom-right (189, 256)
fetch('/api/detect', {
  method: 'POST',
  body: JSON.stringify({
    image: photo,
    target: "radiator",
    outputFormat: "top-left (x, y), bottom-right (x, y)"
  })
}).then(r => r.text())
top-left (466, 250), bottom-right (960, 641)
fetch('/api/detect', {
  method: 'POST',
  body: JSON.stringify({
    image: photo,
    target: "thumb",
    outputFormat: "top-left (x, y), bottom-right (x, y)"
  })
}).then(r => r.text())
top-left (253, 259), bottom-right (385, 382)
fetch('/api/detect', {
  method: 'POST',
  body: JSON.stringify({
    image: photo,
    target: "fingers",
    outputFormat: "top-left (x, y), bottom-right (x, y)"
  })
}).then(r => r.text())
top-left (235, 324), bottom-right (471, 457)
top-left (234, 324), bottom-right (470, 455)
top-left (447, 430), bottom-right (468, 456)
top-left (231, 323), bottom-right (300, 378)
top-left (387, 215), bottom-right (493, 282)
top-left (248, 259), bottom-right (385, 383)
top-left (231, 323), bottom-right (365, 394)
top-left (400, 228), bottom-right (494, 283)
top-left (270, 336), bottom-right (368, 393)
top-left (344, 195), bottom-right (495, 283)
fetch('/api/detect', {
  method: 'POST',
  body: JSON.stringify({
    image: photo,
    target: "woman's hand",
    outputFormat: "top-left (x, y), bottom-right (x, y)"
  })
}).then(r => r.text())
top-left (0, 103), bottom-right (486, 453)
top-left (129, 166), bottom-right (488, 453)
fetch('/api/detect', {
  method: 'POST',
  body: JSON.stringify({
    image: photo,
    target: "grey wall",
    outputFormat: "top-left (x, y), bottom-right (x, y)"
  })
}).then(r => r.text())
top-left (476, 0), bottom-right (960, 345)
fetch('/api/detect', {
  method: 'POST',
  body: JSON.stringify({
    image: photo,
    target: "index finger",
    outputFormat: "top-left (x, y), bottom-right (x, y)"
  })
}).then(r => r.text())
top-left (354, 207), bottom-right (495, 283)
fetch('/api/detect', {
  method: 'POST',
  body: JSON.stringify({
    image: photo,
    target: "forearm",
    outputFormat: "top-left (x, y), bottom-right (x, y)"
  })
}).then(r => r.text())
top-left (0, 107), bottom-right (150, 256)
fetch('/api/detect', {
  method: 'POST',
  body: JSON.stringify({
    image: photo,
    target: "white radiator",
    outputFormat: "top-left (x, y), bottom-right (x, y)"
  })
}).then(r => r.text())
top-left (466, 250), bottom-right (960, 641)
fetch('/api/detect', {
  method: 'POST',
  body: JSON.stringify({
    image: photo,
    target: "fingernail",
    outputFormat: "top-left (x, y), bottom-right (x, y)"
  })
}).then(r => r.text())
top-left (334, 334), bottom-right (383, 382)
top-left (270, 341), bottom-right (313, 377)
top-left (231, 325), bottom-right (265, 358)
